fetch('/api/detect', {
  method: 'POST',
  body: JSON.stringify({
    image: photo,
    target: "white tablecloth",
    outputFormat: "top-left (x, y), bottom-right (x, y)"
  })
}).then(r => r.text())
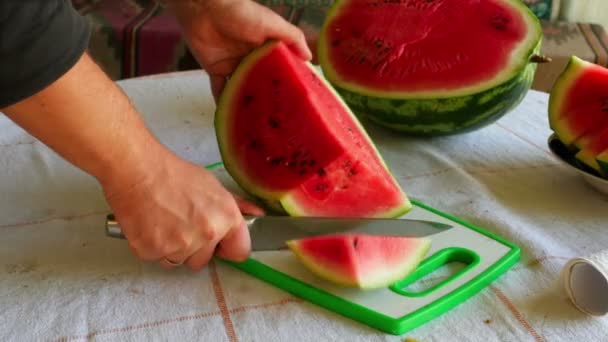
top-left (1, 70), bottom-right (607, 342)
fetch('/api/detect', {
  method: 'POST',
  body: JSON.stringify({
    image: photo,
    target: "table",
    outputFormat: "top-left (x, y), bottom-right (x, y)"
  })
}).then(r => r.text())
top-left (1, 70), bottom-right (607, 342)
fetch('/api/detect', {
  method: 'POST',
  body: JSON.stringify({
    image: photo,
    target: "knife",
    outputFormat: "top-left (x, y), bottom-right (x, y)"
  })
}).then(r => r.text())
top-left (104, 214), bottom-right (452, 251)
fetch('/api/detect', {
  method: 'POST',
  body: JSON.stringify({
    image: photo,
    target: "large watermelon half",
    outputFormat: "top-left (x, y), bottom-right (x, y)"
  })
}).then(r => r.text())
top-left (286, 234), bottom-right (431, 289)
top-left (317, 0), bottom-right (544, 136)
top-left (214, 40), bottom-right (411, 217)
top-left (548, 56), bottom-right (608, 174)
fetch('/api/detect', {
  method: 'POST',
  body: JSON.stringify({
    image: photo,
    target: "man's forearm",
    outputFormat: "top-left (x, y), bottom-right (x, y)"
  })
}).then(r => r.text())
top-left (1, 52), bottom-right (165, 190)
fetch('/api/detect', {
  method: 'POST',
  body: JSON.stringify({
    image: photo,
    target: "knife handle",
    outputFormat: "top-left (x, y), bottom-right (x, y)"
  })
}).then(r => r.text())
top-left (104, 214), bottom-right (258, 240)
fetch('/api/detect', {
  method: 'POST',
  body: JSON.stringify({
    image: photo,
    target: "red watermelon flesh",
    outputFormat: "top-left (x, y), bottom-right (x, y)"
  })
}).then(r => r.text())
top-left (215, 41), bottom-right (411, 217)
top-left (549, 56), bottom-right (608, 146)
top-left (318, 0), bottom-right (534, 96)
top-left (561, 107), bottom-right (608, 149)
top-left (286, 234), bottom-right (431, 289)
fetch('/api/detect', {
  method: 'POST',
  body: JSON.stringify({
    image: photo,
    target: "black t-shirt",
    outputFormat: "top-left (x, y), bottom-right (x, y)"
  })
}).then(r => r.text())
top-left (0, 1), bottom-right (91, 108)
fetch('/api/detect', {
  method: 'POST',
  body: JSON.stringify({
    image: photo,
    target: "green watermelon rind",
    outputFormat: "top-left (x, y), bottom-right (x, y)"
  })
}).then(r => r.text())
top-left (548, 56), bottom-right (592, 146)
top-left (550, 134), bottom-right (607, 178)
top-left (334, 56), bottom-right (538, 135)
top-left (214, 40), bottom-right (412, 218)
top-left (597, 149), bottom-right (608, 177)
top-left (316, 0), bottom-right (543, 135)
top-left (574, 148), bottom-right (602, 172)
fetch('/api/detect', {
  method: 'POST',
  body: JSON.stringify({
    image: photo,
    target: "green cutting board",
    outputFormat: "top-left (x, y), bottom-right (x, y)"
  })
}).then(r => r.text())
top-left (208, 162), bottom-right (520, 335)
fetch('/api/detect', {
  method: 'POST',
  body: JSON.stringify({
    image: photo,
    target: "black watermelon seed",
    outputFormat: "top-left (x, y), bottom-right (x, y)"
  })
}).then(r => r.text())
top-left (601, 96), bottom-right (608, 112)
top-left (243, 94), bottom-right (254, 106)
top-left (268, 117), bottom-right (280, 128)
top-left (317, 168), bottom-right (326, 176)
top-left (490, 14), bottom-right (509, 31)
top-left (309, 159), bottom-right (316, 167)
top-left (270, 157), bottom-right (285, 166)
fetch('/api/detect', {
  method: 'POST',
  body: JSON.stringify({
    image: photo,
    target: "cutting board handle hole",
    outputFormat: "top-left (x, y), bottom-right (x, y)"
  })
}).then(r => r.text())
top-left (389, 248), bottom-right (480, 297)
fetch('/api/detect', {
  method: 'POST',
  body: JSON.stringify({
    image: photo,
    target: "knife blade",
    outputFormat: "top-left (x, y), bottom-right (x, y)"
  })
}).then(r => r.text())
top-left (105, 214), bottom-right (452, 251)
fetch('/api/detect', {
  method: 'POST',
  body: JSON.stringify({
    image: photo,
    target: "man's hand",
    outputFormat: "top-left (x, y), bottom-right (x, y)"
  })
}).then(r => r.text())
top-left (2, 52), bottom-right (264, 271)
top-left (165, 0), bottom-right (312, 100)
top-left (104, 150), bottom-right (265, 270)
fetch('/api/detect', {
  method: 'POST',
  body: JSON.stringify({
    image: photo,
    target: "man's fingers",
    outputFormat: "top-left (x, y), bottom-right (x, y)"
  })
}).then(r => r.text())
top-left (257, 6), bottom-right (312, 61)
top-left (232, 194), bottom-right (265, 216)
top-left (276, 27), bottom-right (312, 61)
top-left (159, 257), bottom-right (184, 270)
top-left (210, 74), bottom-right (227, 101)
top-left (126, 229), bottom-right (178, 262)
top-left (161, 239), bottom-right (203, 270)
top-left (208, 55), bottom-right (245, 100)
top-left (184, 243), bottom-right (217, 271)
top-left (215, 220), bottom-right (251, 262)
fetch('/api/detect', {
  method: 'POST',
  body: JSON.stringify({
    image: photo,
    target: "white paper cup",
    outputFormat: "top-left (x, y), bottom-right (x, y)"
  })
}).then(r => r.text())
top-left (563, 250), bottom-right (608, 316)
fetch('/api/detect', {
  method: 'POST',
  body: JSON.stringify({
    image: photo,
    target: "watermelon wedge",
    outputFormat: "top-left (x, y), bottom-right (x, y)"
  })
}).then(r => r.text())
top-left (549, 56), bottom-right (608, 146)
top-left (286, 234), bottom-right (431, 289)
top-left (214, 40), bottom-right (411, 218)
top-left (317, 0), bottom-right (544, 135)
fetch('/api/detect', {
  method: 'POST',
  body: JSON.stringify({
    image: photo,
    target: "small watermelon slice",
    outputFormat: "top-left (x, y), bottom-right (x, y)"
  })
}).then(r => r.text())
top-left (286, 234), bottom-right (431, 289)
top-left (215, 40), bottom-right (411, 218)
top-left (549, 56), bottom-right (608, 146)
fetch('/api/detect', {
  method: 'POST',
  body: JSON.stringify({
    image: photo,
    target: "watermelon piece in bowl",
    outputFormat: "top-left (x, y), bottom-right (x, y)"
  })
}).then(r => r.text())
top-left (317, 0), bottom-right (545, 135)
top-left (547, 55), bottom-right (608, 178)
top-left (214, 40), bottom-right (411, 218)
top-left (549, 56), bottom-right (608, 147)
